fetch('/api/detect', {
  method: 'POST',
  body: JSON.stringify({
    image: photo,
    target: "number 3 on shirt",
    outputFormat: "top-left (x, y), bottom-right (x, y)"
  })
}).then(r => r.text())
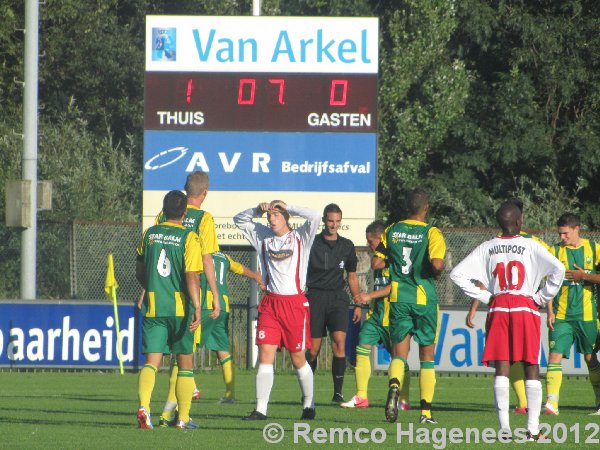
top-left (401, 247), bottom-right (413, 275)
top-left (493, 261), bottom-right (525, 290)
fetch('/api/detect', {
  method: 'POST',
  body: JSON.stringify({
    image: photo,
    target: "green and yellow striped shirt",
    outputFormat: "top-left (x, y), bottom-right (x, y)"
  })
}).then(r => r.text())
top-left (550, 238), bottom-right (600, 321)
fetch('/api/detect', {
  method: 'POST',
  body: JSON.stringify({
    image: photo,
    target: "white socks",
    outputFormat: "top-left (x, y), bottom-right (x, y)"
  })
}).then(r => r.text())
top-left (296, 362), bottom-right (314, 408)
top-left (494, 376), bottom-right (510, 432)
top-left (525, 379), bottom-right (542, 435)
top-left (256, 363), bottom-right (274, 415)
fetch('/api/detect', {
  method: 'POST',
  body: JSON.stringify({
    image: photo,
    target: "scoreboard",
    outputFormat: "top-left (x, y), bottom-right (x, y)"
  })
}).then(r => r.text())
top-left (144, 73), bottom-right (377, 131)
top-left (144, 16), bottom-right (379, 245)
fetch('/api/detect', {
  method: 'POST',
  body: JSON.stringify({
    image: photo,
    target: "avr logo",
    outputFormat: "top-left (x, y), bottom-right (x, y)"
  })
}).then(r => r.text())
top-left (144, 146), bottom-right (271, 173)
top-left (144, 147), bottom-right (188, 170)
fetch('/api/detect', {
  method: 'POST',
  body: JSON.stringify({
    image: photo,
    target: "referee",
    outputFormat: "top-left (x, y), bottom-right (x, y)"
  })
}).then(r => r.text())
top-left (306, 203), bottom-right (361, 403)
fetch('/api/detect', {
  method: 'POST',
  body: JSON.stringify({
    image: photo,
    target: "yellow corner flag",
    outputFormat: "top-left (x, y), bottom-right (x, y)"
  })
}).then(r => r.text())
top-left (105, 254), bottom-right (124, 374)
top-left (104, 254), bottom-right (119, 300)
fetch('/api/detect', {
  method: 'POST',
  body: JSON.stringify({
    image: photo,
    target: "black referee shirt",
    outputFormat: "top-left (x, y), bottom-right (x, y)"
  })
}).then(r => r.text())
top-left (306, 232), bottom-right (358, 291)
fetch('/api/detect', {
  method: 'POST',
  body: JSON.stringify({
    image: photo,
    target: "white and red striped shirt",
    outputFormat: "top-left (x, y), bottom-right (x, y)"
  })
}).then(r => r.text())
top-left (234, 205), bottom-right (321, 295)
top-left (450, 235), bottom-right (565, 306)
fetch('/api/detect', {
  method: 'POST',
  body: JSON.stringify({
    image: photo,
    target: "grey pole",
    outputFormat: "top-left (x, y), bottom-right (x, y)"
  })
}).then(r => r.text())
top-left (247, 253), bottom-right (259, 369)
top-left (21, 0), bottom-right (40, 300)
top-left (246, 0), bottom-right (262, 368)
top-left (252, 0), bottom-right (261, 16)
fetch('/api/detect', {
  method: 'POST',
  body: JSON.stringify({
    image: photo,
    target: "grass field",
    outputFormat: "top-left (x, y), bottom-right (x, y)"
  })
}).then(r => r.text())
top-left (1, 369), bottom-right (598, 449)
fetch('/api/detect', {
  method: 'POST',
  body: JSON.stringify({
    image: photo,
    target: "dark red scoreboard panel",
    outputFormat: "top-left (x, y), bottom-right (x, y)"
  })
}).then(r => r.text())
top-left (144, 72), bottom-right (378, 132)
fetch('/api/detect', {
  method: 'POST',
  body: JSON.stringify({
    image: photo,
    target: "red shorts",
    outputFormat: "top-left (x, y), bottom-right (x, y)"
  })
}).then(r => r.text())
top-left (256, 292), bottom-right (311, 352)
top-left (482, 294), bottom-right (541, 366)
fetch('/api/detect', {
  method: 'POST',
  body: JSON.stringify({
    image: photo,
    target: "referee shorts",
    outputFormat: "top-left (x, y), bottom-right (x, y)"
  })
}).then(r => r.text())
top-left (306, 288), bottom-right (350, 338)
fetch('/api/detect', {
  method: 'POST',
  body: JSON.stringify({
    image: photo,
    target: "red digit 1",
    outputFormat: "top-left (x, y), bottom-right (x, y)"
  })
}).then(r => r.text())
top-left (268, 79), bottom-right (285, 105)
top-left (238, 79), bottom-right (256, 105)
top-left (330, 79), bottom-right (348, 106)
top-left (186, 79), bottom-right (193, 104)
top-left (492, 262), bottom-right (507, 290)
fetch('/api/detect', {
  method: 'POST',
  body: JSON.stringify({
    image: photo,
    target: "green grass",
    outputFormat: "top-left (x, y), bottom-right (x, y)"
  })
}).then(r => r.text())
top-left (0, 370), bottom-right (598, 449)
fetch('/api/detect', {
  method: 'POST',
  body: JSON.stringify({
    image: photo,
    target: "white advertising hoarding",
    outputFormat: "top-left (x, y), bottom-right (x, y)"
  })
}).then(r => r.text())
top-left (373, 310), bottom-right (589, 375)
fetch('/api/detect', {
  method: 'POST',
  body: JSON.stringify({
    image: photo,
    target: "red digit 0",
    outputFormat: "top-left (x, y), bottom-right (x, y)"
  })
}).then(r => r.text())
top-left (238, 79), bottom-right (256, 105)
top-left (330, 79), bottom-right (348, 106)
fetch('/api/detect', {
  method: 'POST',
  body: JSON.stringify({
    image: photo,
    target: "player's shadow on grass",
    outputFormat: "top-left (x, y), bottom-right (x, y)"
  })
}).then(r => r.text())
top-left (0, 415), bottom-right (135, 428)
top-left (0, 393), bottom-right (125, 402)
top-left (431, 402), bottom-right (491, 413)
top-left (554, 405), bottom-right (597, 413)
top-left (62, 394), bottom-right (126, 402)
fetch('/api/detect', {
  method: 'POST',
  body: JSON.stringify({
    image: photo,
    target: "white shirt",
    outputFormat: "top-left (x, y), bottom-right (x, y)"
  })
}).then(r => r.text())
top-left (450, 235), bottom-right (565, 306)
top-left (234, 205), bottom-right (321, 295)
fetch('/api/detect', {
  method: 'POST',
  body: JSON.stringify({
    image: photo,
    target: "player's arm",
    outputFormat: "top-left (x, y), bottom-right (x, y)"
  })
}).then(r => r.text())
top-left (135, 259), bottom-right (146, 289)
top-left (372, 243), bottom-right (387, 270)
top-left (347, 271), bottom-right (362, 323)
top-left (428, 227), bottom-right (446, 279)
top-left (371, 255), bottom-right (385, 270)
top-left (233, 206), bottom-right (268, 250)
top-left (465, 280), bottom-right (486, 328)
top-left (227, 254), bottom-right (265, 291)
top-left (356, 284), bottom-right (391, 304)
top-left (372, 227), bottom-right (389, 270)
top-left (137, 289), bottom-right (145, 310)
top-left (186, 271), bottom-right (201, 331)
top-left (202, 255), bottom-right (221, 318)
top-left (565, 264), bottom-right (600, 284)
top-left (198, 213), bottom-right (221, 317)
top-left (450, 245), bottom-right (493, 304)
top-left (184, 232), bottom-right (203, 331)
top-left (546, 299), bottom-right (556, 331)
top-left (466, 299), bottom-right (480, 329)
top-left (286, 204), bottom-right (322, 243)
top-left (135, 236), bottom-right (147, 289)
top-left (532, 247), bottom-right (565, 307)
top-left (242, 266), bottom-right (265, 291)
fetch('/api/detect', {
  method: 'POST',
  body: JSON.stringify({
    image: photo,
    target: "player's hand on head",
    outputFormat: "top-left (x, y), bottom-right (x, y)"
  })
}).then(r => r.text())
top-left (269, 200), bottom-right (287, 210)
top-left (256, 203), bottom-right (270, 215)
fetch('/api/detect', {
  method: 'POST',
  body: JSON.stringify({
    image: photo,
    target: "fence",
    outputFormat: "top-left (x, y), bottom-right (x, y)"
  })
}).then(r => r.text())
top-left (5, 221), bottom-right (600, 370)
top-left (68, 222), bottom-right (600, 304)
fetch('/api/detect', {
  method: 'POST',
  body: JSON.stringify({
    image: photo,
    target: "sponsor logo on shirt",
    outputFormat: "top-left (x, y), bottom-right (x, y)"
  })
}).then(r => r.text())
top-left (268, 249), bottom-right (294, 261)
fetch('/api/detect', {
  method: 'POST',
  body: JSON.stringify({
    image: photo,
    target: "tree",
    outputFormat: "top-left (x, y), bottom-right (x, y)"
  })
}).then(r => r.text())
top-left (436, 0), bottom-right (600, 227)
top-left (375, 0), bottom-right (470, 222)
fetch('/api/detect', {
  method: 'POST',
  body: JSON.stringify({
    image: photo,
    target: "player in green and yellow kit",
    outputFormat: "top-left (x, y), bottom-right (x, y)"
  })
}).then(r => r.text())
top-left (154, 171), bottom-right (222, 426)
top-left (135, 190), bottom-right (203, 430)
top-left (341, 220), bottom-right (411, 410)
top-left (372, 189), bottom-right (446, 424)
top-left (544, 213), bottom-right (600, 416)
top-left (197, 251), bottom-right (263, 403)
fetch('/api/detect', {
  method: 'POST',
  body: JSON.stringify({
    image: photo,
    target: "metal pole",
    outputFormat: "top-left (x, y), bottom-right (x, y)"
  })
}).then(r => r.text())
top-left (21, 0), bottom-right (39, 300)
top-left (245, 0), bottom-right (261, 369)
top-left (247, 252), bottom-right (259, 368)
top-left (252, 0), bottom-right (261, 16)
